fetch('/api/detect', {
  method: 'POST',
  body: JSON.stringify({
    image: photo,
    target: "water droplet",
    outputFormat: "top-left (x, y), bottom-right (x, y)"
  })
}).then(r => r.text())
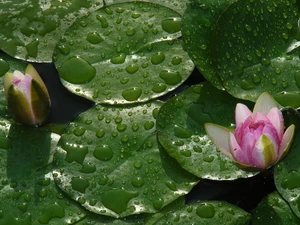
top-left (122, 87), bottom-right (142, 101)
top-left (79, 163), bottom-right (96, 173)
top-left (126, 28), bottom-right (136, 36)
top-left (110, 54), bottom-right (126, 64)
top-left (261, 58), bottom-right (270, 66)
top-left (37, 178), bottom-right (51, 186)
top-left (153, 198), bottom-right (164, 210)
top-left (132, 124), bottom-right (139, 131)
top-left (196, 203), bottom-right (215, 218)
top-left (151, 52), bottom-right (165, 65)
top-left (174, 125), bottom-right (192, 138)
top-left (99, 175), bottom-right (109, 185)
top-left (38, 204), bottom-right (65, 224)
top-left (26, 38), bottom-right (39, 58)
top-left (165, 181), bottom-right (177, 191)
top-left (171, 56), bottom-right (182, 65)
top-left (152, 83), bottom-right (167, 93)
top-left (61, 142), bottom-right (88, 164)
top-left (0, 59), bottom-right (9, 76)
top-left (73, 127), bottom-right (86, 136)
top-left (125, 64), bottom-right (139, 74)
top-left (245, 24), bottom-right (251, 31)
top-left (57, 45), bottom-right (70, 55)
top-left (86, 32), bottom-right (104, 44)
top-left (131, 177), bottom-right (145, 187)
top-left (96, 129), bottom-right (105, 138)
top-left (203, 156), bottom-right (214, 162)
top-left (117, 124), bottom-right (127, 132)
top-left (295, 73), bottom-right (300, 88)
top-left (101, 189), bottom-right (138, 214)
top-left (161, 18), bottom-right (181, 33)
top-left (159, 70), bottom-right (182, 85)
top-left (144, 121), bottom-right (154, 130)
top-left (134, 161), bottom-right (142, 169)
top-left (96, 15), bottom-right (109, 28)
top-left (281, 171), bottom-right (300, 189)
top-left (240, 79), bottom-right (254, 90)
top-left (58, 56), bottom-right (96, 84)
top-left (93, 145), bottom-right (113, 161)
top-left (180, 150), bottom-right (192, 157)
top-left (71, 177), bottom-right (89, 193)
top-left (18, 203), bottom-right (28, 213)
top-left (251, 74), bottom-right (261, 83)
top-left (132, 13), bottom-right (141, 18)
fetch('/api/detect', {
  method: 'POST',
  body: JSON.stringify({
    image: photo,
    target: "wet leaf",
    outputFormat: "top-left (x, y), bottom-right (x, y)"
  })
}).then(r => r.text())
top-left (274, 131), bottom-right (300, 218)
top-left (211, 0), bottom-right (300, 104)
top-left (182, 0), bottom-right (235, 89)
top-left (157, 82), bottom-right (257, 180)
top-left (53, 101), bottom-right (198, 218)
top-left (76, 213), bottom-right (144, 225)
top-left (252, 191), bottom-right (300, 225)
top-left (154, 201), bottom-right (251, 225)
top-left (0, 124), bottom-right (87, 224)
top-left (53, 2), bottom-right (194, 104)
top-left (0, 0), bottom-right (103, 62)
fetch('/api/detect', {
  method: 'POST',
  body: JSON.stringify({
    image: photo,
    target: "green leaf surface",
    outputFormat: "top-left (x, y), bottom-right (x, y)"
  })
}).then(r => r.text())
top-left (54, 2), bottom-right (194, 104)
top-left (182, 0), bottom-right (235, 89)
top-left (0, 124), bottom-right (87, 224)
top-left (211, 0), bottom-right (300, 104)
top-left (274, 131), bottom-right (300, 218)
top-left (105, 0), bottom-right (189, 15)
top-left (53, 101), bottom-right (198, 218)
top-left (76, 213), bottom-right (144, 225)
top-left (0, 0), bottom-right (104, 62)
top-left (252, 191), bottom-right (300, 225)
top-left (157, 82), bottom-right (257, 180)
top-left (154, 201), bottom-right (251, 225)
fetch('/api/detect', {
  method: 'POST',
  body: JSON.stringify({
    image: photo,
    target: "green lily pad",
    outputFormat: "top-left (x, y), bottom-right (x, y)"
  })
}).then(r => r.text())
top-left (0, 123), bottom-right (87, 224)
top-left (182, 0), bottom-right (235, 89)
top-left (274, 131), bottom-right (300, 218)
top-left (53, 2), bottom-right (194, 104)
top-left (105, 0), bottom-right (189, 15)
top-left (0, 0), bottom-right (104, 62)
top-left (53, 101), bottom-right (198, 218)
top-left (252, 191), bottom-right (300, 225)
top-left (154, 201), bottom-right (251, 225)
top-left (157, 82), bottom-right (257, 180)
top-left (76, 213), bottom-right (144, 225)
top-left (211, 0), bottom-right (300, 104)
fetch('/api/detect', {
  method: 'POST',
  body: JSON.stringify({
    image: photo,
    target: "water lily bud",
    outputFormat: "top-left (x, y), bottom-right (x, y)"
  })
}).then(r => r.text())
top-left (205, 92), bottom-right (295, 171)
top-left (4, 64), bottom-right (51, 127)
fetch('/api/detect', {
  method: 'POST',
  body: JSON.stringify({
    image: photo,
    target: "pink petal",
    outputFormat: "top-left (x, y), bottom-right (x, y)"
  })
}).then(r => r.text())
top-left (235, 103), bottom-right (252, 127)
top-left (251, 134), bottom-right (277, 169)
top-left (204, 123), bottom-right (233, 158)
top-left (253, 92), bottom-right (278, 115)
top-left (230, 132), bottom-right (249, 164)
top-left (277, 124), bottom-right (295, 161)
top-left (267, 107), bottom-right (284, 139)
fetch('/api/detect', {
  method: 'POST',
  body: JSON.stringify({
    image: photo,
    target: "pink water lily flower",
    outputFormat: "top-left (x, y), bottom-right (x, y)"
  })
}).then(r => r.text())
top-left (4, 64), bottom-right (51, 127)
top-left (204, 92), bottom-right (295, 171)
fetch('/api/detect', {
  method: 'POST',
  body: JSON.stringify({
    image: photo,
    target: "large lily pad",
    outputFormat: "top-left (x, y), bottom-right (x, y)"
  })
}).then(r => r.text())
top-left (0, 0), bottom-right (104, 62)
top-left (53, 2), bottom-right (194, 104)
top-left (211, 0), bottom-right (300, 105)
top-left (157, 82), bottom-right (257, 180)
top-left (0, 123), bottom-right (87, 224)
top-left (182, 0), bottom-right (235, 89)
top-left (53, 101), bottom-right (198, 218)
top-left (252, 191), bottom-right (300, 225)
top-left (154, 201), bottom-right (251, 225)
top-left (274, 131), bottom-right (300, 218)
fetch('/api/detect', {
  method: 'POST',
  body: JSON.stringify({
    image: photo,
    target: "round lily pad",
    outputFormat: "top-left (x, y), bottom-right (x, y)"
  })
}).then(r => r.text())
top-left (0, 123), bottom-right (87, 224)
top-left (252, 191), bottom-right (300, 225)
top-left (154, 201), bottom-right (251, 225)
top-left (53, 2), bottom-right (194, 104)
top-left (0, 0), bottom-right (103, 62)
top-left (157, 82), bottom-right (257, 180)
top-left (182, 0), bottom-right (235, 89)
top-left (211, 0), bottom-right (300, 104)
top-left (53, 101), bottom-right (198, 218)
top-left (274, 131), bottom-right (300, 218)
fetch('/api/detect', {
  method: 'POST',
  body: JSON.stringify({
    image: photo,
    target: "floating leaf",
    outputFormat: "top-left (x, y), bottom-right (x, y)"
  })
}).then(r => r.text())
top-left (154, 201), bottom-right (251, 225)
top-left (274, 131), bottom-right (300, 218)
top-left (54, 2), bottom-right (194, 104)
top-left (252, 191), bottom-right (300, 225)
top-left (0, 0), bottom-right (103, 62)
top-left (211, 0), bottom-right (300, 104)
top-left (182, 0), bottom-right (235, 89)
top-left (157, 82), bottom-right (257, 180)
top-left (53, 101), bottom-right (198, 218)
top-left (0, 124), bottom-right (87, 224)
